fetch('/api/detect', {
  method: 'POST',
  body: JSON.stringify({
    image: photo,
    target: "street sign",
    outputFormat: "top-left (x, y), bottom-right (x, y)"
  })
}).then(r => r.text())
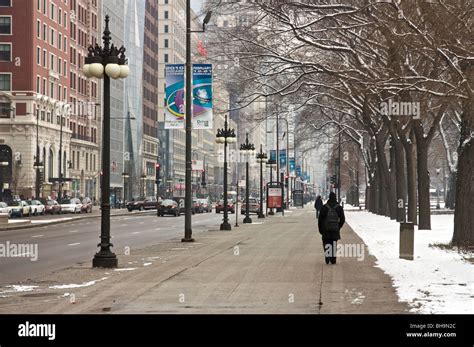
top-left (267, 184), bottom-right (283, 209)
top-left (191, 160), bottom-right (204, 171)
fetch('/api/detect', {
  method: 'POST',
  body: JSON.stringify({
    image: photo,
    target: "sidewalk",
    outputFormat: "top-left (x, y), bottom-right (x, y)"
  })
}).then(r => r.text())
top-left (0, 208), bottom-right (408, 314)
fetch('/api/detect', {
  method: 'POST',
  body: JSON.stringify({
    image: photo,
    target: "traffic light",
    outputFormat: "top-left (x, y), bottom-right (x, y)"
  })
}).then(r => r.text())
top-left (155, 163), bottom-right (161, 184)
top-left (284, 175), bottom-right (289, 187)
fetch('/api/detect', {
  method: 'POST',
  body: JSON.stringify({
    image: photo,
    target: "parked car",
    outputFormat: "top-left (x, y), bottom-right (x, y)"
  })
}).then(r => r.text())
top-left (157, 199), bottom-right (181, 217)
top-left (7, 200), bottom-right (30, 218)
top-left (0, 202), bottom-right (10, 216)
top-left (41, 199), bottom-right (62, 215)
top-left (26, 200), bottom-right (46, 216)
top-left (193, 199), bottom-right (204, 214)
top-left (126, 197), bottom-right (159, 212)
top-left (215, 199), bottom-right (235, 214)
top-left (60, 198), bottom-right (82, 214)
top-left (81, 197), bottom-right (93, 213)
top-left (241, 197), bottom-right (261, 215)
top-left (197, 198), bottom-right (212, 213)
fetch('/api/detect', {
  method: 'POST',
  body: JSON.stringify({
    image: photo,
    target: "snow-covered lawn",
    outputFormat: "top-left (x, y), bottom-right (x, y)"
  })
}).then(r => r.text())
top-left (345, 211), bottom-right (473, 314)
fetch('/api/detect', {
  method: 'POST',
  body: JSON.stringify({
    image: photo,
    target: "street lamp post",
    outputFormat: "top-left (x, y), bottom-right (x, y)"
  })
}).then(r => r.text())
top-left (183, 2), bottom-right (212, 243)
top-left (34, 111), bottom-right (44, 198)
top-left (215, 114), bottom-right (237, 230)
top-left (256, 145), bottom-right (267, 219)
top-left (83, 15), bottom-right (130, 268)
top-left (121, 172), bottom-right (129, 208)
top-left (240, 133), bottom-right (255, 224)
top-left (266, 158), bottom-right (277, 215)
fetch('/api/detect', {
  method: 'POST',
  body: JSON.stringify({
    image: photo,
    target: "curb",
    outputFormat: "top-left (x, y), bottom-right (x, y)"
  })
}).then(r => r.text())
top-left (0, 210), bottom-right (157, 232)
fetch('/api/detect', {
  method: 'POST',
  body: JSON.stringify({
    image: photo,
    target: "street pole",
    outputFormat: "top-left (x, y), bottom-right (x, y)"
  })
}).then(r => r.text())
top-left (83, 15), bottom-right (129, 268)
top-left (241, 133), bottom-right (254, 224)
top-left (35, 112), bottom-right (41, 198)
top-left (183, 0), bottom-right (194, 242)
top-left (257, 144), bottom-right (267, 219)
top-left (58, 109), bottom-right (63, 200)
top-left (235, 182), bottom-right (239, 227)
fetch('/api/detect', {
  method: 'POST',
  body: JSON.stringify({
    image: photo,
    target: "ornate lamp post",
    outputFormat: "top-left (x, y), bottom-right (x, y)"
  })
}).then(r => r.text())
top-left (215, 114), bottom-right (237, 230)
top-left (266, 158), bottom-right (277, 215)
top-left (256, 145), bottom-right (267, 219)
top-left (83, 15), bottom-right (129, 268)
top-left (240, 133), bottom-right (255, 224)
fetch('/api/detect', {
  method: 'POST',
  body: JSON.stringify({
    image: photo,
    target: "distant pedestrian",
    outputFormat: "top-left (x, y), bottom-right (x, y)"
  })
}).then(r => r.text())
top-left (314, 195), bottom-right (323, 219)
top-left (318, 192), bottom-right (345, 265)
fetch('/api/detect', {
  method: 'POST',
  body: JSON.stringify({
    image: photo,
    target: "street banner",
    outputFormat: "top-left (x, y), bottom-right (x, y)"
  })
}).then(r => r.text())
top-left (270, 150), bottom-right (276, 162)
top-left (192, 64), bottom-right (213, 129)
top-left (165, 64), bottom-right (185, 129)
top-left (296, 164), bottom-right (302, 177)
top-left (279, 149), bottom-right (287, 166)
top-left (289, 157), bottom-right (295, 173)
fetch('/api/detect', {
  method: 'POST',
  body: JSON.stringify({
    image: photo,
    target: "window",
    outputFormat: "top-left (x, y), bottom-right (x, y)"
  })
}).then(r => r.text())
top-left (58, 33), bottom-right (62, 50)
top-left (42, 49), bottom-right (46, 67)
top-left (50, 3), bottom-right (55, 21)
top-left (0, 73), bottom-right (11, 91)
top-left (36, 76), bottom-right (40, 93)
top-left (0, 43), bottom-right (11, 61)
top-left (50, 81), bottom-right (54, 98)
top-left (164, 25), bottom-right (168, 33)
top-left (50, 53), bottom-right (55, 71)
top-left (43, 0), bottom-right (47, 15)
top-left (50, 28), bottom-right (55, 46)
top-left (0, 0), bottom-right (11, 6)
top-left (58, 58), bottom-right (62, 74)
top-left (58, 9), bottom-right (62, 25)
top-left (43, 23), bottom-right (47, 41)
top-left (164, 54), bottom-right (169, 63)
top-left (36, 47), bottom-right (41, 65)
top-left (164, 39), bottom-right (168, 48)
top-left (0, 16), bottom-right (11, 35)
top-left (37, 20), bottom-right (41, 38)
top-left (164, 11), bottom-right (169, 19)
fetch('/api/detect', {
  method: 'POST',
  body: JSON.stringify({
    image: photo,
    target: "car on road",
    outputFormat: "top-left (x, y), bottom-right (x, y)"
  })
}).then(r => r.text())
top-left (26, 200), bottom-right (46, 216)
top-left (241, 198), bottom-right (260, 215)
top-left (41, 199), bottom-right (62, 215)
top-left (197, 198), bottom-right (212, 213)
top-left (157, 199), bottom-right (180, 217)
top-left (216, 199), bottom-right (235, 214)
top-left (7, 200), bottom-right (30, 218)
top-left (81, 197), bottom-right (93, 213)
top-left (0, 202), bottom-right (10, 216)
top-left (60, 198), bottom-right (82, 214)
top-left (126, 197), bottom-right (159, 212)
top-left (193, 199), bottom-right (204, 214)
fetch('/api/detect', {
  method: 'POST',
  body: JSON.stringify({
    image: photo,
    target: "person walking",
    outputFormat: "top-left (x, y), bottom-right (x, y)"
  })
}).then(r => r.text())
top-left (314, 195), bottom-right (323, 219)
top-left (318, 192), bottom-right (345, 264)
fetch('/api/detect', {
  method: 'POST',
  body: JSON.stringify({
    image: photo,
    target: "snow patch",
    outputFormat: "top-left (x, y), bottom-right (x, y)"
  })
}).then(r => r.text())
top-left (346, 212), bottom-right (473, 314)
top-left (49, 277), bottom-right (109, 289)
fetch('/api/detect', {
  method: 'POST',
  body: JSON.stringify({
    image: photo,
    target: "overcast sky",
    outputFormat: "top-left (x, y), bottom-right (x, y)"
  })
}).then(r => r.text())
top-left (191, 0), bottom-right (204, 14)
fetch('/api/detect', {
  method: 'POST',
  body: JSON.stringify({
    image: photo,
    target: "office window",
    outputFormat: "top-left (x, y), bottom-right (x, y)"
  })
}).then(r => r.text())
top-left (36, 76), bottom-right (40, 93)
top-left (36, 46), bottom-right (41, 65)
top-left (50, 28), bottom-right (55, 46)
top-left (58, 9), bottom-right (62, 25)
top-left (42, 49), bottom-right (46, 67)
top-left (0, 74), bottom-right (11, 91)
top-left (37, 0), bottom-right (40, 11)
top-left (58, 33), bottom-right (62, 50)
top-left (0, 17), bottom-right (11, 34)
top-left (43, 23), bottom-right (47, 41)
top-left (50, 53), bottom-right (55, 71)
top-left (37, 20), bottom-right (41, 38)
top-left (43, 0), bottom-right (47, 15)
top-left (164, 25), bottom-right (168, 33)
top-left (164, 54), bottom-right (169, 63)
top-left (50, 3), bottom-right (55, 21)
top-left (58, 58), bottom-right (62, 74)
top-left (0, 43), bottom-right (11, 61)
top-left (0, 102), bottom-right (10, 118)
top-left (164, 39), bottom-right (168, 48)
top-left (164, 11), bottom-right (169, 19)
top-left (50, 81), bottom-right (54, 98)
top-left (0, 0), bottom-right (10, 6)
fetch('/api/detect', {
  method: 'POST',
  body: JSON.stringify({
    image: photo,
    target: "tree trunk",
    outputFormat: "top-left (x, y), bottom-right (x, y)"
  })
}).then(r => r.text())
top-left (392, 137), bottom-right (407, 222)
top-left (445, 172), bottom-right (456, 210)
top-left (402, 131), bottom-right (418, 225)
top-left (453, 93), bottom-right (474, 246)
top-left (416, 140), bottom-right (431, 230)
top-left (375, 136), bottom-right (396, 218)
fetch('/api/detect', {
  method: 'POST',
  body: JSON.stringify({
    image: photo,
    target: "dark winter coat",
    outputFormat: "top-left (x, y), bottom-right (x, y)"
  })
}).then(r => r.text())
top-left (314, 197), bottom-right (323, 211)
top-left (318, 200), bottom-right (345, 240)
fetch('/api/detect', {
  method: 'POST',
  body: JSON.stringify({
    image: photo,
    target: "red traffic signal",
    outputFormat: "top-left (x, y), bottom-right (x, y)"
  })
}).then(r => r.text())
top-left (155, 163), bottom-right (160, 169)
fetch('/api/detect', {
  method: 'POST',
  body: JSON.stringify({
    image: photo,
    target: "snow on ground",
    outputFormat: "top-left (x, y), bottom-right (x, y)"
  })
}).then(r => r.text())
top-left (345, 211), bottom-right (474, 314)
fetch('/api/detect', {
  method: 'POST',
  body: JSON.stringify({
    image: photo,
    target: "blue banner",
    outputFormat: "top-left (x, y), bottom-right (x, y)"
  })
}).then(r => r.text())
top-left (192, 64), bottom-right (213, 129)
top-left (296, 165), bottom-right (302, 177)
top-left (270, 150), bottom-right (276, 162)
top-left (279, 149), bottom-right (287, 167)
top-left (165, 64), bottom-right (185, 129)
top-left (289, 157), bottom-right (295, 172)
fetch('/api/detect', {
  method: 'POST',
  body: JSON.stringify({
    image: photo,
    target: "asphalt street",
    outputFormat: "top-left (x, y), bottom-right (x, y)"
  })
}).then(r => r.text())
top-left (0, 210), bottom-right (228, 285)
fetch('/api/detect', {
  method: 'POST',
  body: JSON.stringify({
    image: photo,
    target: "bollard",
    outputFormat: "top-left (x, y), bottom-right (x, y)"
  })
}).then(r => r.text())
top-left (399, 222), bottom-right (414, 260)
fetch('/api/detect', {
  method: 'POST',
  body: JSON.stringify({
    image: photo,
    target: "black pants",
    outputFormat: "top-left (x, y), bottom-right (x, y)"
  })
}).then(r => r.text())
top-left (322, 238), bottom-right (338, 264)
